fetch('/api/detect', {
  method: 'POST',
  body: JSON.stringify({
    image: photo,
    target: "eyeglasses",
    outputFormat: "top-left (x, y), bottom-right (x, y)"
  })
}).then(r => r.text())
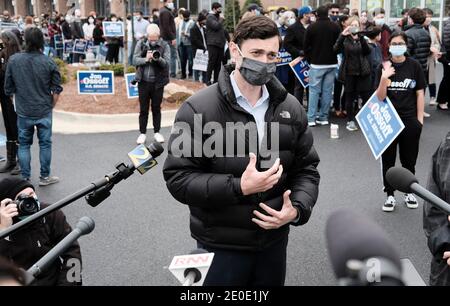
top-left (390, 42), bottom-right (406, 46)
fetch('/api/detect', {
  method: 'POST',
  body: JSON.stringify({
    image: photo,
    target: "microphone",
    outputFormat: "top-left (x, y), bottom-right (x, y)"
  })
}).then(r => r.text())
top-left (326, 209), bottom-right (404, 286)
top-left (386, 167), bottom-right (450, 214)
top-left (169, 249), bottom-right (215, 286)
top-left (26, 216), bottom-right (95, 284)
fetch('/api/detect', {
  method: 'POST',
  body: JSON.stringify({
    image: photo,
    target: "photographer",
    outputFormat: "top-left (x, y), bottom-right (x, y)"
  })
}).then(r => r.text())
top-left (333, 16), bottom-right (372, 132)
top-left (133, 24), bottom-right (170, 145)
top-left (0, 178), bottom-right (82, 286)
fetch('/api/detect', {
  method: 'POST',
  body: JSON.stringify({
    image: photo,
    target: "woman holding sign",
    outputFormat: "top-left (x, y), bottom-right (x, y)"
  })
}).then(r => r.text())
top-left (375, 32), bottom-right (425, 212)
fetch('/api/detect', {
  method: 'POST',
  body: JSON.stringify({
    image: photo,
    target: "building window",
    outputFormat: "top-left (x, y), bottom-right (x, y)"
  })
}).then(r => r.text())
top-left (361, 0), bottom-right (384, 12)
top-left (390, 0), bottom-right (403, 17)
top-left (446, 0), bottom-right (450, 16)
top-left (425, 0), bottom-right (441, 16)
top-left (405, 0), bottom-right (421, 9)
top-left (134, 0), bottom-right (150, 15)
top-left (95, 0), bottom-right (111, 18)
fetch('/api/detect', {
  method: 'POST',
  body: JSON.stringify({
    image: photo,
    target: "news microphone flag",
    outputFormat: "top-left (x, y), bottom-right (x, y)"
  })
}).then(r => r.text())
top-left (169, 251), bottom-right (215, 286)
top-left (128, 144), bottom-right (158, 175)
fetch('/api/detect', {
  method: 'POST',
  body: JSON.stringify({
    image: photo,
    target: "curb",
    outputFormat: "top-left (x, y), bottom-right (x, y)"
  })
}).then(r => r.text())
top-left (53, 109), bottom-right (178, 134)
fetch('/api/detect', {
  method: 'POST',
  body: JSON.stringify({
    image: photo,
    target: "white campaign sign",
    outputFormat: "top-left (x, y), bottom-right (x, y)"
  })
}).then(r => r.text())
top-left (193, 50), bottom-right (208, 72)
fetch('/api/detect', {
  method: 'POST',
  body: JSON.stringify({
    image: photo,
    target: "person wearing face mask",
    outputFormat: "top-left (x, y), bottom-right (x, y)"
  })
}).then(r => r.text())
top-left (375, 32), bottom-right (426, 212)
top-left (284, 6), bottom-right (313, 105)
top-left (0, 178), bottom-right (82, 286)
top-left (127, 11), bottom-right (150, 65)
top-left (274, 10), bottom-right (295, 93)
top-left (372, 8), bottom-right (392, 60)
top-left (334, 16), bottom-right (372, 132)
top-left (205, 2), bottom-right (226, 84)
top-left (159, 0), bottom-right (177, 78)
top-left (359, 10), bottom-right (373, 31)
top-left (105, 14), bottom-right (122, 64)
top-left (328, 3), bottom-right (341, 23)
top-left (163, 16), bottom-right (320, 286)
top-left (133, 24), bottom-right (170, 145)
top-left (176, 10), bottom-right (195, 79)
top-left (190, 12), bottom-right (208, 83)
top-left (82, 15), bottom-right (96, 42)
top-left (246, 3), bottom-right (262, 17)
top-left (423, 8), bottom-right (441, 108)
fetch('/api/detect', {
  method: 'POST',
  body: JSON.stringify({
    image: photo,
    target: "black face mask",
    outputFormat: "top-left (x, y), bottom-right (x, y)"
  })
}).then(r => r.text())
top-left (237, 46), bottom-right (276, 86)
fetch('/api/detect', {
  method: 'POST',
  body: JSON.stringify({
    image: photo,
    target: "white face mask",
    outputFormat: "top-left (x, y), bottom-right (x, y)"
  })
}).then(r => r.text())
top-left (375, 18), bottom-right (385, 26)
top-left (167, 2), bottom-right (175, 10)
top-left (288, 18), bottom-right (296, 26)
top-left (88, 18), bottom-right (94, 24)
top-left (310, 16), bottom-right (316, 23)
top-left (111, 18), bottom-right (117, 22)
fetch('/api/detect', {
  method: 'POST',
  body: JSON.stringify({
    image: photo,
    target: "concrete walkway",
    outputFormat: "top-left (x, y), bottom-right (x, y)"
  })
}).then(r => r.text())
top-left (53, 109), bottom-right (178, 134)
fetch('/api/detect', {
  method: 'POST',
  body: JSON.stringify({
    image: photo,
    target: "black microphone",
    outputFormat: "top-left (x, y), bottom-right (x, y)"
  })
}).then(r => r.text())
top-left (26, 216), bottom-right (95, 284)
top-left (386, 167), bottom-right (450, 214)
top-left (326, 209), bottom-right (404, 286)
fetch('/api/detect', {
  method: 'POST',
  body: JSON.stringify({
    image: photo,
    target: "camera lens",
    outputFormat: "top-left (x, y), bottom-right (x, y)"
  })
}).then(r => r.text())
top-left (152, 50), bottom-right (160, 60)
top-left (17, 197), bottom-right (39, 216)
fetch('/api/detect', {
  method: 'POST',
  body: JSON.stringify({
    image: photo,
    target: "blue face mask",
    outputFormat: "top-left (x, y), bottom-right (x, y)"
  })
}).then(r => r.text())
top-left (389, 45), bottom-right (407, 57)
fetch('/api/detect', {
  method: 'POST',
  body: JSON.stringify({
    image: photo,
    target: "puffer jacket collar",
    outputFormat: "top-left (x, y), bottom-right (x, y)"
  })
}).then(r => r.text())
top-left (218, 64), bottom-right (288, 109)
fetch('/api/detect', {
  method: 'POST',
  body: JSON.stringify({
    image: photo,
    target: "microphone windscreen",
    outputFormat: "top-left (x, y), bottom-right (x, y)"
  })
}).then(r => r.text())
top-left (148, 142), bottom-right (164, 158)
top-left (386, 167), bottom-right (418, 193)
top-left (326, 209), bottom-right (401, 279)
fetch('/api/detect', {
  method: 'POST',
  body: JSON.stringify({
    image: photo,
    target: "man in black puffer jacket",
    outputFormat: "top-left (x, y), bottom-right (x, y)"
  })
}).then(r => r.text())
top-left (163, 16), bottom-right (320, 286)
top-left (405, 8), bottom-right (431, 73)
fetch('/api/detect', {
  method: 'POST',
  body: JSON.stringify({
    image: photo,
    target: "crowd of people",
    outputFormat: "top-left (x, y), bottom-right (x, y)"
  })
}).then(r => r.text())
top-left (0, 2), bottom-right (448, 287)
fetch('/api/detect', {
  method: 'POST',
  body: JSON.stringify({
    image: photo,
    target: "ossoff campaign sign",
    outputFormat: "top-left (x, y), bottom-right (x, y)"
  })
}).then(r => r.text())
top-left (77, 71), bottom-right (115, 95)
top-left (355, 93), bottom-right (405, 160)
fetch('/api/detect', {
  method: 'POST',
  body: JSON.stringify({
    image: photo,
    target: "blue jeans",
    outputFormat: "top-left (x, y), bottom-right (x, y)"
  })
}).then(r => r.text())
top-left (17, 114), bottom-right (53, 179)
top-left (178, 44), bottom-right (193, 77)
top-left (307, 67), bottom-right (336, 122)
top-left (194, 70), bottom-right (207, 83)
top-left (165, 40), bottom-right (177, 77)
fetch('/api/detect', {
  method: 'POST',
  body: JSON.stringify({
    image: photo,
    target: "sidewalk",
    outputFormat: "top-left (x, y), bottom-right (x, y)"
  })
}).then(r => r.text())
top-left (53, 109), bottom-right (178, 134)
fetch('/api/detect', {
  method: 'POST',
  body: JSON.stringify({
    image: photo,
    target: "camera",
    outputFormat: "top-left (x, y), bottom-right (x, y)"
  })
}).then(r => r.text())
top-left (350, 27), bottom-right (359, 35)
top-left (151, 50), bottom-right (161, 60)
top-left (10, 195), bottom-right (40, 219)
top-left (141, 44), bottom-right (161, 60)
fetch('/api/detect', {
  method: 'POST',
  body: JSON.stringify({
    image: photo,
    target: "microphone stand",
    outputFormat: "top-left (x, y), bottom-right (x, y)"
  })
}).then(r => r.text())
top-left (0, 162), bottom-right (135, 240)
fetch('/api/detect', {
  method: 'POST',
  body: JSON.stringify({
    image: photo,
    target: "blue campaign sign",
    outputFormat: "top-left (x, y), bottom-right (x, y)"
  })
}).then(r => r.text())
top-left (125, 73), bottom-right (139, 99)
top-left (289, 58), bottom-right (310, 88)
top-left (64, 40), bottom-right (74, 54)
top-left (103, 21), bottom-right (124, 37)
top-left (276, 48), bottom-right (292, 66)
top-left (355, 93), bottom-right (405, 160)
top-left (73, 39), bottom-right (88, 54)
top-left (54, 34), bottom-right (63, 50)
top-left (99, 44), bottom-right (108, 57)
top-left (77, 71), bottom-right (115, 95)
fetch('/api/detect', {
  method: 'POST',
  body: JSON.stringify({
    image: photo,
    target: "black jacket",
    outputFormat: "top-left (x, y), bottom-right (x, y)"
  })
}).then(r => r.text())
top-left (443, 19), bottom-right (450, 53)
top-left (304, 17), bottom-right (340, 65)
top-left (133, 38), bottom-right (170, 88)
top-left (205, 13), bottom-right (226, 48)
top-left (61, 21), bottom-right (72, 40)
top-left (333, 34), bottom-right (371, 82)
top-left (0, 204), bottom-right (82, 286)
top-left (70, 21), bottom-right (84, 40)
top-left (159, 6), bottom-right (176, 41)
top-left (190, 23), bottom-right (207, 56)
top-left (405, 24), bottom-right (431, 72)
top-left (163, 65), bottom-right (320, 251)
top-left (283, 21), bottom-right (308, 59)
top-left (423, 131), bottom-right (450, 285)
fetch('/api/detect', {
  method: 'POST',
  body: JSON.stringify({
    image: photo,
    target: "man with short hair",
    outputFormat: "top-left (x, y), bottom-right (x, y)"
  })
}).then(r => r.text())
top-left (164, 16), bottom-right (320, 286)
top-left (328, 3), bottom-right (340, 22)
top-left (127, 11), bottom-right (150, 65)
top-left (205, 2), bottom-right (226, 84)
top-left (159, 0), bottom-right (177, 78)
top-left (304, 5), bottom-right (341, 126)
top-left (4, 27), bottom-right (62, 185)
top-left (373, 8), bottom-right (392, 60)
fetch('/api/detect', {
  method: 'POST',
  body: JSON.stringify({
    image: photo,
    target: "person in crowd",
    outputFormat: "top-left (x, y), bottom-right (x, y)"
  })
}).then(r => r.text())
top-left (177, 9), bottom-right (194, 79)
top-left (82, 15), bottom-right (96, 42)
top-left (304, 5), bottom-right (341, 126)
top-left (4, 27), bottom-right (62, 185)
top-left (423, 8), bottom-right (441, 108)
top-left (334, 16), bottom-right (372, 132)
top-left (70, 9), bottom-right (84, 63)
top-left (133, 24), bottom-right (170, 145)
top-left (150, 8), bottom-right (160, 26)
top-left (375, 32), bottom-right (425, 212)
top-left (366, 26), bottom-right (383, 91)
top-left (333, 14), bottom-right (350, 118)
top-left (423, 131), bottom-right (450, 286)
top-left (1, 10), bottom-right (11, 23)
top-left (373, 8), bottom-right (392, 60)
top-left (359, 10), bottom-right (372, 31)
top-left (159, 0), bottom-right (177, 78)
top-left (275, 7), bottom-right (287, 26)
top-left (205, 2), bottom-right (226, 85)
top-left (127, 11), bottom-right (150, 65)
top-left (24, 16), bottom-right (34, 28)
top-left (328, 3), bottom-right (340, 22)
top-left (350, 9), bottom-right (359, 17)
top-left (284, 6), bottom-right (313, 106)
top-left (0, 178), bottom-right (82, 286)
top-left (190, 12), bottom-right (208, 83)
top-left (174, 7), bottom-right (186, 29)
top-left (405, 8), bottom-right (432, 118)
top-left (93, 17), bottom-right (105, 46)
top-left (436, 18), bottom-right (450, 110)
top-left (275, 10), bottom-right (296, 94)
top-left (0, 31), bottom-right (21, 174)
top-left (163, 16), bottom-right (320, 286)
top-left (105, 14), bottom-right (122, 64)
top-left (48, 17), bottom-right (62, 58)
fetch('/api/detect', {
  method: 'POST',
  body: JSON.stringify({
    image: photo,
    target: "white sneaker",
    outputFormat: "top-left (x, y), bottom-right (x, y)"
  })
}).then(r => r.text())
top-left (423, 112), bottom-right (431, 118)
top-left (308, 121), bottom-right (316, 127)
top-left (154, 132), bottom-right (165, 143)
top-left (316, 120), bottom-right (329, 126)
top-left (438, 103), bottom-right (449, 110)
top-left (383, 196), bottom-right (396, 212)
top-left (136, 133), bottom-right (146, 144)
top-left (404, 193), bottom-right (418, 209)
top-left (429, 97), bottom-right (438, 106)
top-left (346, 121), bottom-right (358, 131)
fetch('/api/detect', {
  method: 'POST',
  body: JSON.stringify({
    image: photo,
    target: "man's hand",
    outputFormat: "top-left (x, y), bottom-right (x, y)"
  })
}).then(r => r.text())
top-left (252, 190), bottom-right (299, 230)
top-left (171, 39), bottom-right (176, 46)
top-left (146, 51), bottom-right (154, 62)
top-left (342, 26), bottom-right (351, 36)
top-left (0, 199), bottom-right (17, 230)
top-left (240, 153), bottom-right (283, 196)
top-left (381, 61), bottom-right (396, 80)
